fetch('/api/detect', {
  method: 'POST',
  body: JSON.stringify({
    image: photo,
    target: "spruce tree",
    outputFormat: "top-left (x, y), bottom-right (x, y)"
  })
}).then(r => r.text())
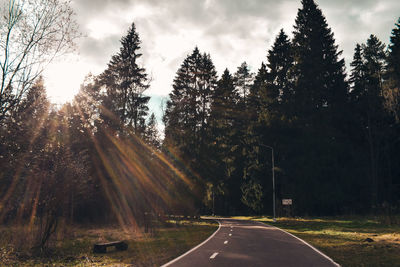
top-left (163, 47), bottom-right (217, 156)
top-left (387, 18), bottom-right (400, 89)
top-left (99, 22), bottom-right (150, 136)
top-left (350, 35), bottom-right (387, 207)
top-left (349, 44), bottom-right (365, 102)
top-left (292, 0), bottom-right (348, 122)
top-left (209, 69), bottom-right (238, 178)
top-left (144, 113), bottom-right (161, 149)
top-left (208, 69), bottom-right (241, 213)
top-left (385, 18), bottom-right (400, 122)
top-left (164, 48), bottom-right (198, 151)
top-left (265, 29), bottom-right (294, 118)
top-left (249, 62), bottom-right (268, 121)
top-left (234, 62), bottom-right (254, 103)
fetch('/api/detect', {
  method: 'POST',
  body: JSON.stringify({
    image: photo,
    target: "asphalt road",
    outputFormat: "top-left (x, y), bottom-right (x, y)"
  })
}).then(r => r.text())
top-left (162, 218), bottom-right (339, 267)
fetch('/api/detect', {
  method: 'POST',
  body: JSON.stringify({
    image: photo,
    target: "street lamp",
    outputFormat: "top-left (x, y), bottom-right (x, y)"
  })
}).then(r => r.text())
top-left (260, 144), bottom-right (276, 222)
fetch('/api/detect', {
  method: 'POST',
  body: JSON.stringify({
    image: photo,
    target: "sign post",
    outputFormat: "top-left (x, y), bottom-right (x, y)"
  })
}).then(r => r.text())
top-left (282, 199), bottom-right (293, 217)
top-left (282, 199), bottom-right (292, 205)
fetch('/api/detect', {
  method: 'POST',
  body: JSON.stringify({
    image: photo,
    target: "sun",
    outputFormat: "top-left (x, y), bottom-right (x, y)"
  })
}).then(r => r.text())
top-left (43, 55), bottom-right (95, 104)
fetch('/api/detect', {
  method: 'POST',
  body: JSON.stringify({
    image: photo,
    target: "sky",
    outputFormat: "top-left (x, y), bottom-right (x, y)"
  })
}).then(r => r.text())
top-left (44, 0), bottom-right (400, 123)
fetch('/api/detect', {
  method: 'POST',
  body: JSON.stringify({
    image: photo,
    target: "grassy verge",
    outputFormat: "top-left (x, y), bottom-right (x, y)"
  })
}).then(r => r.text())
top-left (0, 219), bottom-right (218, 266)
top-left (231, 216), bottom-right (400, 267)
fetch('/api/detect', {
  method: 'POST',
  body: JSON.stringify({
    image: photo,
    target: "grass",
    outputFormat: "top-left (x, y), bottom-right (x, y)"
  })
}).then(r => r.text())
top-left (232, 215), bottom-right (400, 267)
top-left (0, 219), bottom-right (218, 266)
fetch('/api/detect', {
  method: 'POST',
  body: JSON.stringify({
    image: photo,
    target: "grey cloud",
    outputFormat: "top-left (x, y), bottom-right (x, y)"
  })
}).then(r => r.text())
top-left (79, 34), bottom-right (121, 68)
top-left (71, 0), bottom-right (400, 88)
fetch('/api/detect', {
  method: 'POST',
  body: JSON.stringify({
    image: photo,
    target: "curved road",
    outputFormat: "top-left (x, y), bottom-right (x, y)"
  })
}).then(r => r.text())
top-left (162, 218), bottom-right (339, 267)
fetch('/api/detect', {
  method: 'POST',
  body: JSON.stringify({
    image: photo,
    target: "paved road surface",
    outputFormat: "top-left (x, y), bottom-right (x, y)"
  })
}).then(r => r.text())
top-left (162, 218), bottom-right (339, 267)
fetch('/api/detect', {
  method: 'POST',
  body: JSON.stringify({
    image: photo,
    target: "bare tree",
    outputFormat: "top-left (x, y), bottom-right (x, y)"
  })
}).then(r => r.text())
top-left (0, 0), bottom-right (80, 121)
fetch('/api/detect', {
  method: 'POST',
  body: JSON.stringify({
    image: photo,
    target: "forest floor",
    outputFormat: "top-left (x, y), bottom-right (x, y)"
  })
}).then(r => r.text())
top-left (0, 218), bottom-right (218, 266)
top-left (231, 215), bottom-right (400, 267)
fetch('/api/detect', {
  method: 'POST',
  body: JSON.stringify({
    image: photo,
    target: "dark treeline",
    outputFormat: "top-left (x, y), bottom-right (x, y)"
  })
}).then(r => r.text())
top-left (1, 0), bottom-right (400, 243)
top-left (163, 0), bottom-right (400, 216)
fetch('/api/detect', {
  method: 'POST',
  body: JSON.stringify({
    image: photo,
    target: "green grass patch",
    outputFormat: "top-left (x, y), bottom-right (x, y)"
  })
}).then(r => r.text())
top-left (0, 219), bottom-right (218, 266)
top-left (233, 216), bottom-right (400, 267)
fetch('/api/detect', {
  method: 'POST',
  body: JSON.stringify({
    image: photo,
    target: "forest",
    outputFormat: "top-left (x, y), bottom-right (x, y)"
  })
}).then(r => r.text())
top-left (1, 0), bottom-right (400, 251)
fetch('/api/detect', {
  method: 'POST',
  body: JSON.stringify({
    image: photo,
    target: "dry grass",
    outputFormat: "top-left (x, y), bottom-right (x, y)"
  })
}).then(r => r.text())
top-left (0, 219), bottom-right (218, 266)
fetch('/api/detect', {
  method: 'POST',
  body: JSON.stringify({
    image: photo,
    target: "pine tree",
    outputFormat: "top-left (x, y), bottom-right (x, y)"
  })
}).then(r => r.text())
top-left (163, 49), bottom-right (198, 150)
top-left (349, 44), bottom-right (365, 102)
top-left (384, 17), bottom-right (400, 211)
top-left (350, 35), bottom-right (387, 207)
top-left (385, 18), bottom-right (400, 122)
top-left (163, 47), bottom-right (217, 157)
top-left (209, 69), bottom-right (238, 178)
top-left (99, 22), bottom-right (150, 136)
top-left (265, 29), bottom-right (294, 118)
top-left (246, 62), bottom-right (268, 124)
top-left (145, 113), bottom-right (161, 148)
top-left (292, 0), bottom-right (348, 122)
top-left (387, 17), bottom-right (400, 89)
top-left (198, 53), bottom-right (218, 145)
top-left (234, 62), bottom-right (254, 103)
top-left (207, 69), bottom-right (241, 213)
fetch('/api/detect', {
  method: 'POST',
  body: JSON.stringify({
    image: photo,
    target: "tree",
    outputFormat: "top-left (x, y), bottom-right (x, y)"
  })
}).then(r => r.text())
top-left (387, 18), bottom-right (400, 89)
top-left (0, 0), bottom-right (79, 122)
top-left (163, 49), bottom-right (198, 151)
top-left (208, 69), bottom-right (241, 214)
top-left (99, 22), bottom-right (150, 136)
top-left (234, 62), bottom-right (254, 103)
top-left (0, 77), bottom-right (50, 214)
top-left (145, 113), bottom-right (161, 149)
top-left (265, 29), bottom-right (294, 117)
top-left (349, 44), bottom-right (365, 102)
top-left (163, 47), bottom-right (218, 212)
top-left (383, 18), bottom-right (400, 210)
top-left (164, 47), bottom-right (217, 154)
top-left (349, 35), bottom-right (388, 207)
top-left (292, 0), bottom-right (348, 123)
top-left (385, 18), bottom-right (400, 122)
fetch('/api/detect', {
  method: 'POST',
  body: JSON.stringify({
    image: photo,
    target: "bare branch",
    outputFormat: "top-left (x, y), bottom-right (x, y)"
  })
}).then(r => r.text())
top-left (0, 0), bottom-right (80, 121)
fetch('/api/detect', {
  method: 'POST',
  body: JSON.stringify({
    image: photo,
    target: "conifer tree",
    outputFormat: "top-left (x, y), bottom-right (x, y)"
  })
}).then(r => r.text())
top-left (350, 35), bottom-right (387, 206)
top-left (385, 18), bottom-right (400, 122)
top-left (292, 0), bottom-right (348, 122)
top-left (99, 22), bottom-right (150, 136)
top-left (163, 47), bottom-right (217, 156)
top-left (145, 113), bottom-right (161, 149)
top-left (163, 48), bottom-right (199, 151)
top-left (207, 69), bottom-right (241, 213)
top-left (234, 62), bottom-right (254, 103)
top-left (265, 29), bottom-right (294, 118)
top-left (209, 69), bottom-right (238, 179)
top-left (387, 18), bottom-right (400, 89)
top-left (349, 44), bottom-right (365, 102)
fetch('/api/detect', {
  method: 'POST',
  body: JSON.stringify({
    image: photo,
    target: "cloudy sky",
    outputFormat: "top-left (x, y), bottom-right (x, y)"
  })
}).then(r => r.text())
top-left (44, 0), bottom-right (400, 120)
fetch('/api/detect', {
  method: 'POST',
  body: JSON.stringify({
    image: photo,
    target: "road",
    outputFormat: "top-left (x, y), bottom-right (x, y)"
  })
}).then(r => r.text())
top-left (162, 218), bottom-right (339, 267)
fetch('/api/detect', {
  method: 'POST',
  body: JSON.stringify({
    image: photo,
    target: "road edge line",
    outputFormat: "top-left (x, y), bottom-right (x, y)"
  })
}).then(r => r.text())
top-left (160, 218), bottom-right (222, 267)
top-left (256, 220), bottom-right (340, 267)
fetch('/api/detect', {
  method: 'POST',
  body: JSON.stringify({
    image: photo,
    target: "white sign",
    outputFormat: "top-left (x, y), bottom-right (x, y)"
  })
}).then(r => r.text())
top-left (282, 199), bottom-right (292, 205)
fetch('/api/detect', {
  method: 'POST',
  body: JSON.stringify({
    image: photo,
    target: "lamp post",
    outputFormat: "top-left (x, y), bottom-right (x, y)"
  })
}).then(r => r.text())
top-left (260, 144), bottom-right (276, 222)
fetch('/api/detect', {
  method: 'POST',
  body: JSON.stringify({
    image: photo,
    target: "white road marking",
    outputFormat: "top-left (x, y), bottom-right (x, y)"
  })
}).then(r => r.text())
top-left (229, 233), bottom-right (232, 236)
top-left (224, 240), bottom-right (228, 244)
top-left (210, 252), bottom-right (219, 259)
top-left (161, 220), bottom-right (222, 267)
top-left (255, 221), bottom-right (340, 267)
